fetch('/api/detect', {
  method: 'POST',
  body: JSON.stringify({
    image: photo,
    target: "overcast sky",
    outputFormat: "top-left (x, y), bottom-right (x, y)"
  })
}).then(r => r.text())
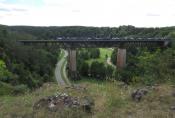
top-left (0, 0), bottom-right (175, 27)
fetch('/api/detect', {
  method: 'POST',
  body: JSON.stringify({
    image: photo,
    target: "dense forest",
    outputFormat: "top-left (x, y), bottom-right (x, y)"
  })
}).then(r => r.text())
top-left (0, 25), bottom-right (60, 95)
top-left (9, 25), bottom-right (175, 39)
top-left (0, 24), bottom-right (175, 95)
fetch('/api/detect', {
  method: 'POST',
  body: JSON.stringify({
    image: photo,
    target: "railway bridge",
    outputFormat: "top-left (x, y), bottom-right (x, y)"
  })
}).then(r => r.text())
top-left (19, 37), bottom-right (171, 79)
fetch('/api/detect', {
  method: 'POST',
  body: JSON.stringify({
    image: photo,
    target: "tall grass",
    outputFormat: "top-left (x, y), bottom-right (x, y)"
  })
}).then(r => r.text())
top-left (0, 81), bottom-right (175, 118)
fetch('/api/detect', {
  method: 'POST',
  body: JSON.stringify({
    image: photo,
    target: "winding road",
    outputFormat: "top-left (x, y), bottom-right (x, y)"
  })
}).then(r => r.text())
top-left (55, 50), bottom-right (70, 86)
top-left (55, 49), bottom-right (114, 86)
top-left (107, 57), bottom-right (115, 68)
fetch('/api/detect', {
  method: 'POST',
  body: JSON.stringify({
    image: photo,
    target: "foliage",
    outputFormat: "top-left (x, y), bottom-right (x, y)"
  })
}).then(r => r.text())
top-left (1, 24), bottom-right (175, 91)
top-left (105, 65), bottom-right (114, 79)
top-left (13, 84), bottom-right (29, 95)
top-left (90, 61), bottom-right (106, 79)
top-left (0, 80), bottom-right (175, 118)
top-left (111, 48), bottom-right (117, 65)
top-left (0, 60), bottom-right (12, 82)
top-left (0, 25), bottom-right (60, 92)
top-left (111, 47), bottom-right (175, 85)
top-left (0, 81), bottom-right (14, 95)
top-left (9, 25), bottom-right (175, 39)
top-left (78, 48), bottom-right (100, 60)
top-left (79, 62), bottom-right (89, 77)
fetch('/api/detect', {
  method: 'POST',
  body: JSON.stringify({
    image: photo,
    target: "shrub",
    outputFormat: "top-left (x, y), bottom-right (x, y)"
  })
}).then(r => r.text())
top-left (90, 61), bottom-right (106, 79)
top-left (79, 62), bottom-right (89, 77)
top-left (0, 82), bottom-right (13, 95)
top-left (13, 84), bottom-right (29, 95)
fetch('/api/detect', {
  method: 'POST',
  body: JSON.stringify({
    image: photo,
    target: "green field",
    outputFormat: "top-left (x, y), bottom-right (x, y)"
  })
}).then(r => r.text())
top-left (99, 48), bottom-right (113, 59)
top-left (86, 48), bottom-right (113, 65)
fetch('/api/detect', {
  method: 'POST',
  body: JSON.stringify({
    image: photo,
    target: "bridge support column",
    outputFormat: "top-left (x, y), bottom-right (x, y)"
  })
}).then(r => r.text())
top-left (68, 49), bottom-right (78, 80)
top-left (117, 48), bottom-right (126, 69)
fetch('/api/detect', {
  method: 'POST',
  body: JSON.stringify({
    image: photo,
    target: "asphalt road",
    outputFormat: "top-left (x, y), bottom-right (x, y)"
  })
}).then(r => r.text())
top-left (107, 57), bottom-right (115, 68)
top-left (55, 49), bottom-right (113, 86)
top-left (55, 50), bottom-right (68, 86)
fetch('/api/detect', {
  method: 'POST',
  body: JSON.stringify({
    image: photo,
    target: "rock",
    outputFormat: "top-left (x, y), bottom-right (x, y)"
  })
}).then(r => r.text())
top-left (170, 106), bottom-right (175, 110)
top-left (140, 88), bottom-right (148, 95)
top-left (117, 82), bottom-right (128, 89)
top-left (33, 92), bottom-right (94, 113)
top-left (131, 88), bottom-right (149, 102)
top-left (33, 98), bottom-right (48, 110)
top-left (80, 96), bottom-right (94, 113)
top-left (172, 91), bottom-right (175, 97)
top-left (48, 103), bottom-right (57, 112)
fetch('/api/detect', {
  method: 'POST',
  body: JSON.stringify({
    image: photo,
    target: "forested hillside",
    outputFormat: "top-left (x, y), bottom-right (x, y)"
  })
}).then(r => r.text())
top-left (9, 25), bottom-right (175, 39)
top-left (0, 25), bottom-right (60, 95)
top-left (0, 24), bottom-right (175, 95)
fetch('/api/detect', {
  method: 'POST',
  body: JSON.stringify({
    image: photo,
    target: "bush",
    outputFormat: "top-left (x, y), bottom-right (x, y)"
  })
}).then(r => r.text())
top-left (0, 82), bottom-right (13, 96)
top-left (79, 62), bottom-right (89, 77)
top-left (13, 84), bottom-right (29, 95)
top-left (114, 67), bottom-right (137, 84)
top-left (106, 65), bottom-right (114, 79)
top-left (0, 60), bottom-right (13, 82)
top-left (90, 61), bottom-right (106, 79)
top-left (89, 48), bottom-right (100, 59)
top-left (111, 49), bottom-right (117, 65)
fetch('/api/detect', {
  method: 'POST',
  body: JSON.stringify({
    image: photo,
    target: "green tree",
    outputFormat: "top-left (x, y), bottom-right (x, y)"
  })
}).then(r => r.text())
top-left (0, 60), bottom-right (12, 82)
top-left (90, 61), bottom-right (106, 79)
top-left (106, 65), bottom-right (114, 79)
top-left (111, 49), bottom-right (117, 65)
top-left (89, 48), bottom-right (100, 59)
top-left (79, 62), bottom-right (89, 76)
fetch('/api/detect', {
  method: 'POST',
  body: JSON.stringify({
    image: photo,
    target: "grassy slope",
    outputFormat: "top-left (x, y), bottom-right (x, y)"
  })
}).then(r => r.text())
top-left (0, 83), bottom-right (60, 117)
top-left (86, 48), bottom-right (113, 65)
top-left (99, 48), bottom-right (113, 59)
top-left (0, 82), bottom-right (14, 96)
top-left (0, 80), bottom-right (175, 118)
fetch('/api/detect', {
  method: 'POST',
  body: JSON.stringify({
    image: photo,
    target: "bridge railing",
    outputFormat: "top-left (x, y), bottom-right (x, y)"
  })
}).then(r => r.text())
top-left (18, 37), bottom-right (172, 48)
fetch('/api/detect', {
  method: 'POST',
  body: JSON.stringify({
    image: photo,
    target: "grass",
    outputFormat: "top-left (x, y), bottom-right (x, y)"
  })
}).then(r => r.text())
top-left (99, 48), bottom-right (113, 59)
top-left (0, 82), bottom-right (14, 96)
top-left (1, 79), bottom-right (175, 117)
top-left (74, 80), bottom-right (175, 118)
top-left (0, 83), bottom-right (60, 117)
top-left (58, 49), bottom-right (65, 60)
top-left (86, 48), bottom-right (113, 65)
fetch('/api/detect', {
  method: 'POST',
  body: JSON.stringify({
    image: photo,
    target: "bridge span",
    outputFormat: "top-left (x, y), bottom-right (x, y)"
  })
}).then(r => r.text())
top-left (19, 37), bottom-right (170, 48)
top-left (18, 37), bottom-right (171, 79)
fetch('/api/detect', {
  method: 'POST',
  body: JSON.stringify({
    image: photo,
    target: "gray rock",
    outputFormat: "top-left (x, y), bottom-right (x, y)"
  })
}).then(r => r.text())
top-left (33, 92), bottom-right (94, 113)
top-left (81, 96), bottom-right (94, 113)
top-left (33, 98), bottom-right (48, 110)
top-left (170, 106), bottom-right (175, 110)
top-left (131, 88), bottom-right (149, 102)
top-left (172, 91), bottom-right (175, 97)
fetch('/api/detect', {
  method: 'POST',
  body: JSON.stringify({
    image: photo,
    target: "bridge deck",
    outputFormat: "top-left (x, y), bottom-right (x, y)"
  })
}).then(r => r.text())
top-left (18, 38), bottom-right (171, 48)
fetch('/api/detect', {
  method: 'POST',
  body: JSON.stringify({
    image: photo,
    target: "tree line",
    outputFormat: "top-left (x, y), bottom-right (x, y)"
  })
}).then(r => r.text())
top-left (8, 25), bottom-right (175, 39)
top-left (0, 25), bottom-right (60, 95)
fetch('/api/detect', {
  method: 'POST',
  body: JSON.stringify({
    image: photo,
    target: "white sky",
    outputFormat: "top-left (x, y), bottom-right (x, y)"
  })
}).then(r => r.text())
top-left (0, 0), bottom-right (175, 27)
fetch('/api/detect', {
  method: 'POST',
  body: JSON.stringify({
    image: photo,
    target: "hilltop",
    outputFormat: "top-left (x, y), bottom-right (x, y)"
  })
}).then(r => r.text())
top-left (0, 80), bottom-right (175, 118)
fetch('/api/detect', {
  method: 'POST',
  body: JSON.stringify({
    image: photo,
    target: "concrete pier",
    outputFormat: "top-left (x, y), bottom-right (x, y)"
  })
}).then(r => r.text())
top-left (68, 49), bottom-right (78, 79)
top-left (117, 48), bottom-right (126, 69)
top-left (68, 50), bottom-right (77, 72)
